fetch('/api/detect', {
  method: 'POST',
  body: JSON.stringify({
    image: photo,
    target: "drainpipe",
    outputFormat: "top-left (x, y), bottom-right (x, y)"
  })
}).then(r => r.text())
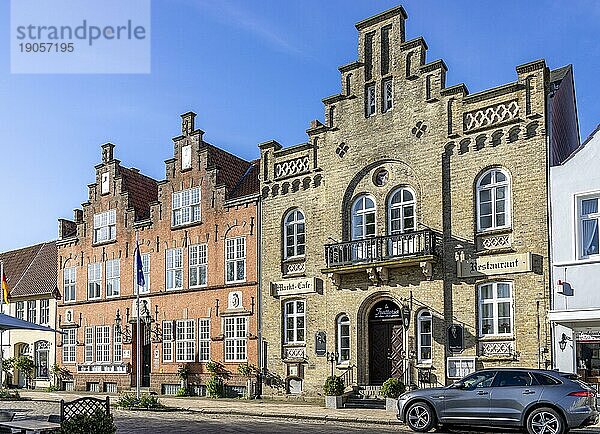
top-left (257, 198), bottom-right (263, 376)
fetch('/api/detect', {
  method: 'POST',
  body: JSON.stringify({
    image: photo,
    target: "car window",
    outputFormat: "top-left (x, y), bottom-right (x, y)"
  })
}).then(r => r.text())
top-left (492, 371), bottom-right (533, 387)
top-left (532, 373), bottom-right (561, 386)
top-left (461, 371), bottom-right (496, 389)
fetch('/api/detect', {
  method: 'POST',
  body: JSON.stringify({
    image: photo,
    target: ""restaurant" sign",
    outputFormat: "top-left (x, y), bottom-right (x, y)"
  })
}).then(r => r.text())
top-left (457, 252), bottom-right (532, 278)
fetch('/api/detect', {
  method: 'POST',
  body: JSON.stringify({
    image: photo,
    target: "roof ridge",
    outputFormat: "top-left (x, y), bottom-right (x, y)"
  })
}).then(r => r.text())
top-left (12, 242), bottom-right (46, 291)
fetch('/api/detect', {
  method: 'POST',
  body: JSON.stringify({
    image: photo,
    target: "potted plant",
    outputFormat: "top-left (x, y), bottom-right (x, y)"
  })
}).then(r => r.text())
top-left (381, 377), bottom-right (406, 412)
top-left (323, 375), bottom-right (345, 409)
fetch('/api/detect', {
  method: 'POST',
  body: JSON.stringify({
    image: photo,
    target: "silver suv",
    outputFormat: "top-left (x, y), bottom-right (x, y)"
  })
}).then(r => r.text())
top-left (397, 368), bottom-right (598, 434)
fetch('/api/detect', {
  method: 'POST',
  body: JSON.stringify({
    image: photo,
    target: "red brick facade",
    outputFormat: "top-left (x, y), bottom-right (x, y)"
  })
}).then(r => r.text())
top-left (56, 112), bottom-right (259, 395)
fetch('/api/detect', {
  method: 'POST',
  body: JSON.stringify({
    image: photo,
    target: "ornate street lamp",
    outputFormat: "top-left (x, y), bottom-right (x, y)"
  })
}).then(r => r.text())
top-left (326, 351), bottom-right (339, 377)
top-left (114, 308), bottom-right (132, 344)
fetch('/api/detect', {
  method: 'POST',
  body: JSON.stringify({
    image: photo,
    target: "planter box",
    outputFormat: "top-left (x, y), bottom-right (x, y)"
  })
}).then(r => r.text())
top-left (325, 395), bottom-right (343, 409)
top-left (386, 397), bottom-right (398, 413)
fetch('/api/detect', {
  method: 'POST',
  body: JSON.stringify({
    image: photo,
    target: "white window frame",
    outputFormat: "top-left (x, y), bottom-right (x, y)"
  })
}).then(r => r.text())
top-left (224, 316), bottom-right (247, 362)
top-left (34, 340), bottom-right (50, 379)
top-left (366, 84), bottom-right (376, 117)
top-left (16, 301), bottom-right (24, 320)
top-left (95, 326), bottom-right (111, 363)
top-left (388, 187), bottom-right (416, 234)
top-left (162, 320), bottom-right (173, 363)
top-left (284, 209), bottom-right (306, 259)
top-left (106, 259), bottom-right (120, 297)
top-left (27, 300), bottom-right (37, 324)
top-left (225, 237), bottom-right (246, 284)
top-left (417, 310), bottom-right (433, 365)
top-left (176, 319), bottom-right (196, 362)
top-left (189, 244), bottom-right (208, 288)
top-left (446, 356), bottom-right (476, 379)
top-left (337, 315), bottom-right (350, 364)
top-left (172, 187), bottom-right (201, 227)
top-left (93, 209), bottom-right (116, 243)
top-left (114, 325), bottom-right (122, 363)
top-left (39, 299), bottom-right (50, 325)
top-left (284, 300), bottom-right (305, 344)
top-left (140, 253), bottom-right (150, 294)
top-left (351, 195), bottom-right (377, 240)
top-left (198, 318), bottom-right (211, 362)
top-left (62, 329), bottom-right (76, 364)
top-left (84, 326), bottom-right (94, 363)
top-left (383, 78), bottom-right (393, 112)
top-left (166, 248), bottom-right (183, 291)
top-left (478, 281), bottom-right (514, 337)
top-left (476, 168), bottom-right (511, 232)
top-left (577, 194), bottom-right (600, 259)
top-left (87, 263), bottom-right (102, 300)
top-left (182, 144), bottom-right (192, 170)
top-left (63, 267), bottom-right (76, 302)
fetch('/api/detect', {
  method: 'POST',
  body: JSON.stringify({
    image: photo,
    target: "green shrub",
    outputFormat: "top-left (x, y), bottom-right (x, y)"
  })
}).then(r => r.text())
top-left (323, 376), bottom-right (345, 396)
top-left (237, 363), bottom-right (257, 378)
top-left (177, 364), bottom-right (190, 381)
top-left (116, 393), bottom-right (162, 409)
top-left (175, 387), bottom-right (188, 397)
top-left (206, 375), bottom-right (224, 398)
top-left (45, 385), bottom-right (59, 392)
top-left (0, 388), bottom-right (20, 400)
top-left (380, 377), bottom-right (406, 399)
top-left (58, 409), bottom-right (116, 434)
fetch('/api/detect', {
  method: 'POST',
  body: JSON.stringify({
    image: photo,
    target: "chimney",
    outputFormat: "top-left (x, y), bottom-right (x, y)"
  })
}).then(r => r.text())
top-left (101, 143), bottom-right (115, 163)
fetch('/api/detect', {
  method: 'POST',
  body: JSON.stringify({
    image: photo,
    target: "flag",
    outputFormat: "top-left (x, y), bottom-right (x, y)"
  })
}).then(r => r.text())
top-left (1, 272), bottom-right (9, 304)
top-left (135, 241), bottom-right (145, 288)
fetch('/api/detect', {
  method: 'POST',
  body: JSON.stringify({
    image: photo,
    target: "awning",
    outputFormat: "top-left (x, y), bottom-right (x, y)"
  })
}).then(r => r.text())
top-left (549, 309), bottom-right (600, 329)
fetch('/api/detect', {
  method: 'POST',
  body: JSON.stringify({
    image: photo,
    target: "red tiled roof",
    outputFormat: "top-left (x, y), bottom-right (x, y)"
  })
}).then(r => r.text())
top-left (204, 145), bottom-right (259, 199)
top-left (120, 167), bottom-right (158, 221)
top-left (0, 241), bottom-right (57, 299)
top-left (228, 159), bottom-right (259, 199)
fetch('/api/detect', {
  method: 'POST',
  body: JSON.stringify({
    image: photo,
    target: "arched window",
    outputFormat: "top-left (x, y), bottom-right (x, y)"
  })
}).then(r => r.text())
top-left (337, 315), bottom-right (350, 364)
top-left (351, 195), bottom-right (376, 240)
top-left (284, 209), bottom-right (305, 259)
top-left (388, 187), bottom-right (416, 234)
top-left (417, 311), bottom-right (432, 364)
top-left (476, 168), bottom-right (511, 232)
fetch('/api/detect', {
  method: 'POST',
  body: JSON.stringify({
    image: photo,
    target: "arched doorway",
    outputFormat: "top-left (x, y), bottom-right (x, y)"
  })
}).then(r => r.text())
top-left (368, 300), bottom-right (404, 385)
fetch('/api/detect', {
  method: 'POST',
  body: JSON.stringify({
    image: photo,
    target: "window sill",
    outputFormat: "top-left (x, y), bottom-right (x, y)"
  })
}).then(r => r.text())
top-left (476, 227), bottom-right (512, 236)
top-left (92, 239), bottom-right (117, 248)
top-left (225, 280), bottom-right (246, 285)
top-left (171, 221), bottom-right (203, 231)
top-left (478, 335), bottom-right (515, 341)
top-left (415, 363), bottom-right (433, 369)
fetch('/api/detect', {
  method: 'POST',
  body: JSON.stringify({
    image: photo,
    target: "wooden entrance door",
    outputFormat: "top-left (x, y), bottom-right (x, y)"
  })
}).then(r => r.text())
top-left (369, 322), bottom-right (403, 384)
top-left (142, 324), bottom-right (151, 387)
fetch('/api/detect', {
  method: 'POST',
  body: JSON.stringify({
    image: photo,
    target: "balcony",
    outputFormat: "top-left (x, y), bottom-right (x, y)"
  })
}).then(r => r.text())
top-left (323, 230), bottom-right (437, 284)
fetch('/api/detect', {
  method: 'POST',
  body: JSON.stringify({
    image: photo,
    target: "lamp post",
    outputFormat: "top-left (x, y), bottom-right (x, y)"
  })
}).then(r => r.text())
top-left (326, 351), bottom-right (338, 377)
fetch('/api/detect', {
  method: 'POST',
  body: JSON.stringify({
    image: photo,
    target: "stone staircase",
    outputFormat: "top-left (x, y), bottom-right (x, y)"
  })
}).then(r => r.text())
top-left (343, 385), bottom-right (385, 409)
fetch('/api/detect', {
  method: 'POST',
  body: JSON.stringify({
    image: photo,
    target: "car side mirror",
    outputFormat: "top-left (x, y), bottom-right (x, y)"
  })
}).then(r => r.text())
top-left (451, 381), bottom-right (464, 389)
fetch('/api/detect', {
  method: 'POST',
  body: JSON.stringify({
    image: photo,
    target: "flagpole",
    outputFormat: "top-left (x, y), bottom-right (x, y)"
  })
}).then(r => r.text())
top-left (135, 233), bottom-right (141, 400)
top-left (1, 261), bottom-right (4, 388)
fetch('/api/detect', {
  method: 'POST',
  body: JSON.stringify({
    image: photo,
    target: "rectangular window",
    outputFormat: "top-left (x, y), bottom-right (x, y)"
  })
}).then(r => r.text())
top-left (284, 300), bottom-right (305, 344)
top-left (85, 327), bottom-right (94, 363)
top-left (198, 318), bottom-right (211, 362)
top-left (479, 282), bottom-right (513, 337)
top-left (93, 209), bottom-right (116, 243)
top-left (140, 254), bottom-right (150, 293)
top-left (166, 248), bottom-right (183, 290)
top-left (39, 299), bottom-right (50, 325)
top-left (189, 244), bottom-right (208, 287)
top-left (579, 196), bottom-right (600, 258)
top-left (225, 237), bottom-right (246, 283)
top-left (16, 301), bottom-right (24, 320)
top-left (383, 78), bottom-right (393, 112)
top-left (62, 329), bottom-right (76, 363)
top-left (87, 263), bottom-right (102, 299)
top-left (366, 84), bottom-right (376, 117)
top-left (63, 267), bottom-right (76, 302)
top-left (106, 259), bottom-right (120, 297)
top-left (162, 321), bottom-right (173, 363)
top-left (224, 317), bottom-right (247, 362)
top-left (364, 31), bottom-right (374, 81)
top-left (182, 144), bottom-right (192, 170)
top-left (95, 326), bottom-right (110, 363)
top-left (114, 325), bottom-right (122, 363)
top-left (27, 300), bottom-right (37, 323)
top-left (176, 319), bottom-right (195, 362)
top-left (172, 187), bottom-right (201, 227)
top-left (381, 25), bottom-right (391, 75)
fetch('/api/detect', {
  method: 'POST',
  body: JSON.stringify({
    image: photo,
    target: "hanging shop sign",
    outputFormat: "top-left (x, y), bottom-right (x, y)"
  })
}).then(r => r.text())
top-left (270, 277), bottom-right (322, 297)
top-left (457, 252), bottom-right (532, 278)
top-left (447, 324), bottom-right (464, 353)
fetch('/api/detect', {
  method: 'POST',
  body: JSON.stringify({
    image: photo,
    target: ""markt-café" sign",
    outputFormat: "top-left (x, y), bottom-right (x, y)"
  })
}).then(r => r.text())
top-left (270, 277), bottom-right (322, 297)
top-left (457, 252), bottom-right (532, 278)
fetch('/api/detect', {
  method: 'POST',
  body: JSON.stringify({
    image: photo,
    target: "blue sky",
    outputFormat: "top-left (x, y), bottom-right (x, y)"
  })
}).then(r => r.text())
top-left (1, 0), bottom-right (599, 252)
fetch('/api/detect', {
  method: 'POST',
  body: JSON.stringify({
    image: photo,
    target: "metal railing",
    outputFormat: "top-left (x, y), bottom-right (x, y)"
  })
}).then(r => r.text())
top-left (325, 230), bottom-right (435, 268)
top-left (338, 364), bottom-right (355, 387)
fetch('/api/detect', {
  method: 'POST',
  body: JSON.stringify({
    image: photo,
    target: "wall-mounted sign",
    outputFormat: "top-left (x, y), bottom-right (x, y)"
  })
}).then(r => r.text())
top-left (271, 277), bottom-right (322, 297)
top-left (457, 252), bottom-right (532, 278)
top-left (575, 330), bottom-right (600, 342)
top-left (447, 324), bottom-right (464, 353)
top-left (315, 331), bottom-right (326, 356)
top-left (370, 301), bottom-right (402, 320)
top-left (402, 306), bottom-right (411, 329)
top-left (123, 350), bottom-right (131, 359)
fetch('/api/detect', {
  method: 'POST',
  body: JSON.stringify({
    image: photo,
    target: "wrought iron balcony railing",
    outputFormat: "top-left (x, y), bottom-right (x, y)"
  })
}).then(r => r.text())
top-left (324, 230), bottom-right (436, 268)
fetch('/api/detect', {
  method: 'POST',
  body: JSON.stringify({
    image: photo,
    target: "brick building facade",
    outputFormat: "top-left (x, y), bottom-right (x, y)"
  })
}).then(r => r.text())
top-left (56, 113), bottom-right (260, 395)
top-left (258, 6), bottom-right (578, 397)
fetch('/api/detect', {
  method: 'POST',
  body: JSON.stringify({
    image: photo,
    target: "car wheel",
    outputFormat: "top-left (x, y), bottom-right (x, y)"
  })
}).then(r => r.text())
top-left (405, 401), bottom-right (436, 432)
top-left (526, 407), bottom-right (565, 434)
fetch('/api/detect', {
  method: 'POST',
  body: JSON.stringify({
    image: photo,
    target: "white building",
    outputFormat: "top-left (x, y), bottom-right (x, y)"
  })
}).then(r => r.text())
top-left (550, 125), bottom-right (600, 384)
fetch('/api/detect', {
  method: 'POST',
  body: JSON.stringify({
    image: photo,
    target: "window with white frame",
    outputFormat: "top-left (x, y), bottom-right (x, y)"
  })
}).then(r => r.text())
top-left (140, 254), bottom-right (150, 294)
top-left (383, 78), bottom-right (393, 112)
top-left (224, 317), bottom-right (247, 362)
top-left (176, 319), bottom-right (195, 362)
top-left (479, 282), bottom-right (513, 336)
top-left (27, 300), bottom-right (37, 323)
top-left (417, 310), bottom-right (432, 364)
top-left (284, 209), bottom-right (305, 259)
top-left (39, 299), bottom-right (50, 325)
top-left (172, 187), bottom-right (201, 227)
top-left (578, 195), bottom-right (600, 258)
top-left (62, 329), bottom-right (76, 363)
top-left (388, 187), bottom-right (416, 234)
top-left (162, 321), bottom-right (173, 362)
top-left (35, 340), bottom-right (50, 378)
top-left (114, 325), bottom-right (122, 363)
top-left (166, 248), bottom-right (183, 290)
top-left (352, 195), bottom-right (376, 239)
top-left (284, 300), bottom-right (305, 344)
top-left (63, 267), bottom-right (76, 302)
top-left (93, 209), bottom-right (116, 243)
top-left (198, 318), bottom-right (210, 362)
top-left (84, 327), bottom-right (94, 363)
top-left (87, 263), bottom-right (102, 299)
top-left (366, 84), bottom-right (376, 117)
top-left (476, 168), bottom-right (511, 232)
top-left (337, 315), bottom-right (350, 363)
top-left (189, 244), bottom-right (207, 287)
top-left (95, 326), bottom-right (111, 363)
top-left (225, 237), bottom-right (246, 283)
top-left (16, 301), bottom-right (24, 320)
top-left (106, 259), bottom-right (120, 297)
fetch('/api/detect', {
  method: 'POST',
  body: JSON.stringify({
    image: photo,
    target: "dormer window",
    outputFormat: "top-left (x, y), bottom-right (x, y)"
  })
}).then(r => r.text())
top-left (93, 210), bottom-right (116, 243)
top-left (172, 187), bottom-right (201, 227)
top-left (182, 144), bottom-right (192, 170)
